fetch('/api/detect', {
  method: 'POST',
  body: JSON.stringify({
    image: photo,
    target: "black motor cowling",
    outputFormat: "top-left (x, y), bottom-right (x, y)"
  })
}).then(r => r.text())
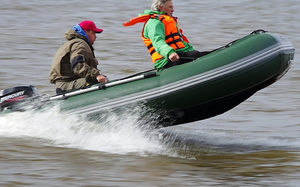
top-left (0, 85), bottom-right (37, 111)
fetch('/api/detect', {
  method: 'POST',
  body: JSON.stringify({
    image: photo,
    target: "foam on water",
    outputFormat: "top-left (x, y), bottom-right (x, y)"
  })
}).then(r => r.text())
top-left (0, 106), bottom-right (173, 156)
top-left (1, 104), bottom-right (299, 157)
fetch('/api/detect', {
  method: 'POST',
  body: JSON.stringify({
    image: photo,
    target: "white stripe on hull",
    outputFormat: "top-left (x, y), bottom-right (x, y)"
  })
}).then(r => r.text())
top-left (67, 41), bottom-right (294, 116)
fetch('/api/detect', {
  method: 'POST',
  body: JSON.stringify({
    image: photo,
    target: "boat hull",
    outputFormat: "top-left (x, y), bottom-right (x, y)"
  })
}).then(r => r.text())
top-left (1, 31), bottom-right (295, 126)
top-left (58, 31), bottom-right (294, 126)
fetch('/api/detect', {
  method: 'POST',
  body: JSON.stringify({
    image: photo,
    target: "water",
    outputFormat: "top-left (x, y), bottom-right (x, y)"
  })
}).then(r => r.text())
top-left (0, 0), bottom-right (300, 186)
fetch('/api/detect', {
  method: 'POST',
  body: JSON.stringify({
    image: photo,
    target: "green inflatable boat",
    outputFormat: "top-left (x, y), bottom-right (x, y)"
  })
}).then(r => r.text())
top-left (0, 30), bottom-right (295, 126)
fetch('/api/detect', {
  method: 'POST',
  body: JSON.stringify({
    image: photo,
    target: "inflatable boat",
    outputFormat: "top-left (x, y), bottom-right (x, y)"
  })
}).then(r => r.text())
top-left (0, 30), bottom-right (295, 126)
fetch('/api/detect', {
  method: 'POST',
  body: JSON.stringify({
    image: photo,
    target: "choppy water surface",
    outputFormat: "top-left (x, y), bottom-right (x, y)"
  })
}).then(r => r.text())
top-left (0, 0), bottom-right (299, 186)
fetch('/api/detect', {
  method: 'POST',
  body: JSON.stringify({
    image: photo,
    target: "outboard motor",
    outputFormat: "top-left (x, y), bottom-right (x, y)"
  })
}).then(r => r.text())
top-left (0, 85), bottom-right (37, 111)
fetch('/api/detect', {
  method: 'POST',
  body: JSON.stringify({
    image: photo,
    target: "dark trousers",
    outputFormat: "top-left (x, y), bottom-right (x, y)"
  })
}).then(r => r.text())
top-left (163, 50), bottom-right (210, 69)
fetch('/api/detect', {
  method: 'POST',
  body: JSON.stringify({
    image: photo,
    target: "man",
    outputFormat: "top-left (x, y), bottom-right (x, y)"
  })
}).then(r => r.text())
top-left (50, 20), bottom-right (108, 94)
top-left (124, 0), bottom-right (208, 69)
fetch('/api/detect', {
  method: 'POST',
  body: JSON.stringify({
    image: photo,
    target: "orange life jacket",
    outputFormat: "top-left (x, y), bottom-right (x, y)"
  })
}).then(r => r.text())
top-left (124, 14), bottom-right (189, 63)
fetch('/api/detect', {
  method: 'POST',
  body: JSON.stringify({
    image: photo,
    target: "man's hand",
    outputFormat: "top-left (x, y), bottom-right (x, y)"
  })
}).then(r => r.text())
top-left (96, 74), bottom-right (108, 83)
top-left (169, 52), bottom-right (180, 62)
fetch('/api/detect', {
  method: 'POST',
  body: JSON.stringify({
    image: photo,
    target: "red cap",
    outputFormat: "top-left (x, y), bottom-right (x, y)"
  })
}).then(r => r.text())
top-left (79, 20), bottom-right (103, 33)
